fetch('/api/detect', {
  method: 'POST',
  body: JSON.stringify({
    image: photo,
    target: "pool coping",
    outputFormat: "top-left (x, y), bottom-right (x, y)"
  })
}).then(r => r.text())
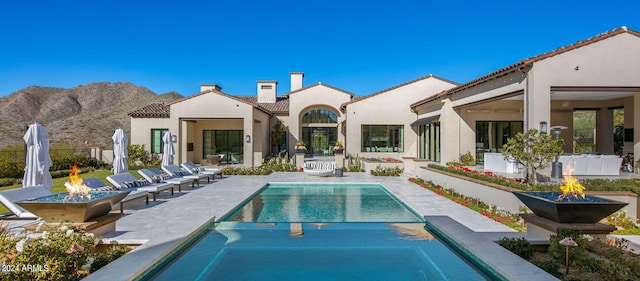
top-left (82, 173), bottom-right (558, 281)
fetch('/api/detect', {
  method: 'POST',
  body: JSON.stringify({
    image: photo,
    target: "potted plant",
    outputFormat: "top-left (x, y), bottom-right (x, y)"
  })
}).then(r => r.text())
top-left (334, 141), bottom-right (344, 154)
top-left (295, 141), bottom-right (306, 153)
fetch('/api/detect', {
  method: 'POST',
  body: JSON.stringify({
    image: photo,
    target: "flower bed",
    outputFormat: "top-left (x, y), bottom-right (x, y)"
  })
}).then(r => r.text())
top-left (362, 158), bottom-right (403, 174)
top-left (408, 177), bottom-right (524, 231)
top-left (421, 164), bottom-right (640, 223)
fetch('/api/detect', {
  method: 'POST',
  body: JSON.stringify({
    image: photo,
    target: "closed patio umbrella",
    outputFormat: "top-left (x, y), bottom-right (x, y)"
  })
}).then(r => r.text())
top-left (112, 128), bottom-right (129, 174)
top-left (22, 123), bottom-right (53, 189)
top-left (161, 131), bottom-right (175, 167)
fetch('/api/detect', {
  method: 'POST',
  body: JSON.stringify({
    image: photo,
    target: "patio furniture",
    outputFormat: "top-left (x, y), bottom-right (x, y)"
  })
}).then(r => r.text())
top-left (106, 172), bottom-right (174, 201)
top-left (162, 165), bottom-right (209, 186)
top-left (206, 154), bottom-right (224, 165)
top-left (139, 168), bottom-right (195, 192)
top-left (76, 177), bottom-right (150, 214)
top-left (181, 161), bottom-right (222, 180)
top-left (303, 161), bottom-right (336, 177)
top-left (0, 185), bottom-right (52, 219)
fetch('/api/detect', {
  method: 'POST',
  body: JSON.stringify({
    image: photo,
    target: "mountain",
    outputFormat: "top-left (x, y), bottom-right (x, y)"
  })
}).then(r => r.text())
top-left (0, 82), bottom-right (183, 149)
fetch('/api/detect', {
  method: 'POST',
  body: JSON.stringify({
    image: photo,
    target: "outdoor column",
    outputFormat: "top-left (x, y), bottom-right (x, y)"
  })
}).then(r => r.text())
top-left (634, 92), bottom-right (640, 172)
top-left (596, 107), bottom-right (614, 154)
top-left (295, 149), bottom-right (305, 170)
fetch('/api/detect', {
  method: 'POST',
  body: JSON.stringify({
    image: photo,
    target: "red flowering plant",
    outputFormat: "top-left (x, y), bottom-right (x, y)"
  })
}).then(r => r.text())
top-left (435, 164), bottom-right (540, 191)
top-left (407, 177), bottom-right (524, 231)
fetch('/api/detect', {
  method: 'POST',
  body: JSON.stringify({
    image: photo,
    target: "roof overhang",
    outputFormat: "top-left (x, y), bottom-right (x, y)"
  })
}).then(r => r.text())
top-left (410, 116), bottom-right (440, 127)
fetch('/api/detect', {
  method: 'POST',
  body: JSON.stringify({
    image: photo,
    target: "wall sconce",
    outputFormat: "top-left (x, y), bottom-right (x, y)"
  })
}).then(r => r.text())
top-left (171, 134), bottom-right (177, 143)
top-left (539, 121), bottom-right (548, 134)
top-left (245, 135), bottom-right (251, 143)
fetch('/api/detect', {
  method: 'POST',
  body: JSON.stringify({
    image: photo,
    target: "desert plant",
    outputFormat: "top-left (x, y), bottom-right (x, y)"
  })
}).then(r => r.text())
top-left (346, 154), bottom-right (363, 172)
top-left (502, 129), bottom-right (564, 185)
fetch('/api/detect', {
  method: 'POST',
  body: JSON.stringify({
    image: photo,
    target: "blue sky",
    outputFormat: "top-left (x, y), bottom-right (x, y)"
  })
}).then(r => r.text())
top-left (1, 0), bottom-right (639, 97)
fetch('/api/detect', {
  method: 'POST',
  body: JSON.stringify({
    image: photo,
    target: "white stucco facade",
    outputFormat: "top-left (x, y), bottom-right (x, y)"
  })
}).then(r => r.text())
top-left (129, 27), bottom-right (640, 174)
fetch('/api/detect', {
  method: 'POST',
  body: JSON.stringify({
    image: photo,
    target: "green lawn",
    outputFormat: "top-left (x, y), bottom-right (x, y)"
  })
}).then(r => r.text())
top-left (0, 169), bottom-right (139, 215)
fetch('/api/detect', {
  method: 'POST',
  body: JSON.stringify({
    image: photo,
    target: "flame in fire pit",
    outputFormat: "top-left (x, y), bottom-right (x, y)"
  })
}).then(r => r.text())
top-left (66, 165), bottom-right (91, 199)
top-left (558, 165), bottom-right (585, 201)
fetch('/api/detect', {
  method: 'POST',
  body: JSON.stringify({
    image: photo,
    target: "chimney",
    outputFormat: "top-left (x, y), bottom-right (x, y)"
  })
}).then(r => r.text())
top-left (200, 84), bottom-right (222, 92)
top-left (290, 72), bottom-right (304, 91)
top-left (257, 80), bottom-right (277, 103)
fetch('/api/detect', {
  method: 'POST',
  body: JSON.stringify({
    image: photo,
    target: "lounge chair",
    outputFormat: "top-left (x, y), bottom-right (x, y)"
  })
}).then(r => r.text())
top-left (162, 165), bottom-right (208, 185)
top-left (139, 168), bottom-right (194, 192)
top-left (181, 161), bottom-right (222, 180)
top-left (106, 172), bottom-right (174, 201)
top-left (76, 178), bottom-right (149, 214)
top-left (303, 161), bottom-right (336, 177)
top-left (0, 185), bottom-right (52, 219)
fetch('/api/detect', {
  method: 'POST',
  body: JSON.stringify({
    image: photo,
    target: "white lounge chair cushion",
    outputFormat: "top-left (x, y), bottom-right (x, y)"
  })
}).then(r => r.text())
top-left (0, 185), bottom-right (53, 218)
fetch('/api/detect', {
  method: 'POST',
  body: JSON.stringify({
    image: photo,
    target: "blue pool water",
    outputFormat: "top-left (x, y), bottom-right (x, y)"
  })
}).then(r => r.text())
top-left (143, 183), bottom-right (495, 281)
top-left (224, 183), bottom-right (423, 222)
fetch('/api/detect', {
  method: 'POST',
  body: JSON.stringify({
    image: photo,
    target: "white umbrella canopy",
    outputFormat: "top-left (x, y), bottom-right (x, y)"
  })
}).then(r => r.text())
top-left (22, 123), bottom-right (53, 189)
top-left (161, 131), bottom-right (175, 167)
top-left (112, 128), bottom-right (129, 174)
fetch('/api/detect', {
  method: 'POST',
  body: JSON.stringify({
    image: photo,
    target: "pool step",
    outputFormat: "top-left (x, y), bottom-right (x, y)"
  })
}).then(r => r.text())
top-left (290, 223), bottom-right (304, 238)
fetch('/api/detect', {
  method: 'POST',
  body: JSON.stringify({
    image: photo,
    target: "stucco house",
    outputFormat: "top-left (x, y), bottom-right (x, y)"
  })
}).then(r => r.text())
top-left (130, 26), bottom-right (640, 175)
top-left (409, 26), bottom-right (640, 170)
top-left (129, 72), bottom-right (455, 167)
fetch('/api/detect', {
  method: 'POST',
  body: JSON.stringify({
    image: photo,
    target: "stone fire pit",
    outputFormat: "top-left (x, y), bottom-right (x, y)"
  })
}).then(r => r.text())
top-left (17, 191), bottom-right (130, 223)
top-left (513, 191), bottom-right (628, 224)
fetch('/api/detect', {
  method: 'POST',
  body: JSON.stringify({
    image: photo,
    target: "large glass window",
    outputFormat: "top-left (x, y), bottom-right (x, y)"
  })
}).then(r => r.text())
top-left (419, 123), bottom-right (440, 161)
top-left (573, 110), bottom-right (596, 153)
top-left (151, 129), bottom-right (169, 154)
top-left (302, 109), bottom-right (338, 124)
top-left (203, 130), bottom-right (244, 164)
top-left (361, 125), bottom-right (404, 152)
top-left (475, 121), bottom-right (523, 163)
top-left (302, 127), bottom-right (337, 156)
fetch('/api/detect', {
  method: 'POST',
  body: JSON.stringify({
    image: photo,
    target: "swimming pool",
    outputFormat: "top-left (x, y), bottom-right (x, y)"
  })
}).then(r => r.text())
top-left (138, 183), bottom-right (501, 280)
top-left (224, 183), bottom-right (424, 222)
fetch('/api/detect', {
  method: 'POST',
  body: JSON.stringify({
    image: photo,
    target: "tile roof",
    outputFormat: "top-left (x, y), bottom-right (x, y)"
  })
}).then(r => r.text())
top-left (411, 26), bottom-right (640, 109)
top-left (236, 96), bottom-right (290, 115)
top-left (128, 103), bottom-right (170, 118)
top-left (340, 74), bottom-right (458, 110)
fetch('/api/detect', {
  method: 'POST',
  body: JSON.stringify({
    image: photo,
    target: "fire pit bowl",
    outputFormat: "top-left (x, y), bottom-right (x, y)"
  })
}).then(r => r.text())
top-left (513, 191), bottom-right (627, 223)
top-left (17, 191), bottom-right (130, 222)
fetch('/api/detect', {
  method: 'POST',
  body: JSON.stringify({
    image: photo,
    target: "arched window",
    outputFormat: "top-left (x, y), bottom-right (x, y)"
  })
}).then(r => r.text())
top-left (302, 109), bottom-right (338, 124)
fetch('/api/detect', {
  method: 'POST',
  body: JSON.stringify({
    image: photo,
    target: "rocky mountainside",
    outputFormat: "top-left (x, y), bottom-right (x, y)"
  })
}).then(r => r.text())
top-left (0, 82), bottom-right (183, 149)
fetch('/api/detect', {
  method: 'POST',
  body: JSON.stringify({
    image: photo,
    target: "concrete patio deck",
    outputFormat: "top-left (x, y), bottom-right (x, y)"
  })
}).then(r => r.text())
top-left (9, 172), bottom-right (560, 280)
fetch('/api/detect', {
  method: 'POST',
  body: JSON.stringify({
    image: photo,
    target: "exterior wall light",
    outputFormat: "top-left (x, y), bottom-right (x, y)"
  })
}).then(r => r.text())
top-left (171, 135), bottom-right (177, 143)
top-left (246, 135), bottom-right (251, 143)
top-left (539, 121), bottom-right (548, 134)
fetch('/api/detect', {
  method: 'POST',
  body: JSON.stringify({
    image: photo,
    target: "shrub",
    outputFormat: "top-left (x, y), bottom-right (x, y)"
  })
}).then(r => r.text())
top-left (0, 222), bottom-right (130, 280)
top-left (498, 237), bottom-right (533, 259)
top-left (127, 144), bottom-right (151, 165)
top-left (221, 166), bottom-right (273, 175)
top-left (370, 165), bottom-right (403, 176)
top-left (459, 151), bottom-right (475, 166)
top-left (532, 258), bottom-right (561, 278)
